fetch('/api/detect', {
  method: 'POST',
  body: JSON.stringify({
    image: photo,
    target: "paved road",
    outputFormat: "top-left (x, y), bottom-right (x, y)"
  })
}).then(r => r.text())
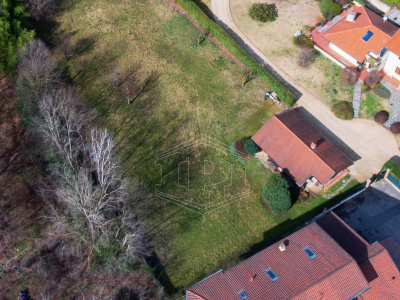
top-left (212, 0), bottom-right (399, 182)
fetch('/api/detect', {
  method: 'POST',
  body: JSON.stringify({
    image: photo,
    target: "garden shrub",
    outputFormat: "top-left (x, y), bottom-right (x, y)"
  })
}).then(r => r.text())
top-left (173, 0), bottom-right (296, 106)
top-left (244, 138), bottom-right (259, 156)
top-left (262, 173), bottom-right (292, 214)
top-left (375, 86), bottom-right (391, 99)
top-left (329, 3), bottom-right (342, 15)
top-left (390, 122), bottom-right (400, 134)
top-left (293, 35), bottom-right (314, 49)
top-left (332, 101), bottom-right (353, 120)
top-left (249, 3), bottom-right (278, 22)
top-left (320, 0), bottom-right (334, 12)
top-left (374, 110), bottom-right (389, 124)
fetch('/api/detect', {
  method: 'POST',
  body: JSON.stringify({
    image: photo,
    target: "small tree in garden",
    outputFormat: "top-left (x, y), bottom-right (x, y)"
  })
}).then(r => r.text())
top-left (244, 138), bottom-right (259, 156)
top-left (297, 49), bottom-right (315, 68)
top-left (390, 122), bottom-right (400, 134)
top-left (374, 110), bottom-right (389, 124)
top-left (320, 0), bottom-right (333, 13)
top-left (365, 70), bottom-right (381, 87)
top-left (329, 3), bottom-right (342, 15)
top-left (262, 173), bottom-right (292, 214)
top-left (249, 3), bottom-right (278, 22)
top-left (340, 67), bottom-right (359, 85)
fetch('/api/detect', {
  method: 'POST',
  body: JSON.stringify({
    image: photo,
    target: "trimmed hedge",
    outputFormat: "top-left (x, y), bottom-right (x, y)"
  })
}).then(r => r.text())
top-left (244, 138), bottom-right (259, 156)
top-left (329, 3), bottom-right (342, 15)
top-left (173, 0), bottom-right (296, 106)
top-left (262, 173), bottom-right (292, 215)
top-left (332, 101), bottom-right (353, 120)
top-left (374, 110), bottom-right (389, 124)
top-left (375, 86), bottom-right (391, 99)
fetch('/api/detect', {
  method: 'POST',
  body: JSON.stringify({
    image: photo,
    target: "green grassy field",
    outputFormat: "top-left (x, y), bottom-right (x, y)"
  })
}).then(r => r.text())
top-left (53, 0), bottom-right (358, 293)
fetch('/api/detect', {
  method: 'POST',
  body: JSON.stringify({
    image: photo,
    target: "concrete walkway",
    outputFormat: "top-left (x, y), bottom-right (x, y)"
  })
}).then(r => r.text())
top-left (382, 80), bottom-right (400, 128)
top-left (353, 80), bottom-right (362, 118)
top-left (211, 0), bottom-right (399, 182)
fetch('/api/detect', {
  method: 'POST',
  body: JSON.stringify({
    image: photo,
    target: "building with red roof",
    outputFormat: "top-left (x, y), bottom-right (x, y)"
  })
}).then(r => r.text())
top-left (186, 212), bottom-right (400, 300)
top-left (311, 3), bottom-right (400, 88)
top-left (251, 109), bottom-right (352, 189)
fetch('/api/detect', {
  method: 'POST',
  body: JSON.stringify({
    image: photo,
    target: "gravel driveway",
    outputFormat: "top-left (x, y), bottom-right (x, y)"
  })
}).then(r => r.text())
top-left (211, 0), bottom-right (399, 182)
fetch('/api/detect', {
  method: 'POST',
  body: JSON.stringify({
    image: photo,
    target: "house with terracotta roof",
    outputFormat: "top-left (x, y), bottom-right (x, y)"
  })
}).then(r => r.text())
top-left (186, 212), bottom-right (400, 300)
top-left (311, 3), bottom-right (400, 87)
top-left (251, 109), bottom-right (352, 190)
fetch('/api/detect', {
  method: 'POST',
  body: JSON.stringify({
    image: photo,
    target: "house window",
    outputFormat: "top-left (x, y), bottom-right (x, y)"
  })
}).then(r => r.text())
top-left (238, 291), bottom-right (247, 299)
top-left (362, 30), bottom-right (374, 42)
top-left (265, 268), bottom-right (279, 281)
top-left (304, 247), bottom-right (317, 259)
top-left (396, 67), bottom-right (400, 76)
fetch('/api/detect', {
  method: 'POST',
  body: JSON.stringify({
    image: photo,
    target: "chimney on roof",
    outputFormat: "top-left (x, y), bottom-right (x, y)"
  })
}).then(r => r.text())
top-left (278, 243), bottom-right (286, 252)
top-left (346, 12), bottom-right (357, 23)
top-left (310, 142), bottom-right (317, 150)
top-left (383, 16), bottom-right (388, 23)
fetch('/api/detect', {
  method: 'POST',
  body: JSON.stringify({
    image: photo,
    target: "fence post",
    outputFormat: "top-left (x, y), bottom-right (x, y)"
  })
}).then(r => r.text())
top-left (366, 179), bottom-right (372, 189)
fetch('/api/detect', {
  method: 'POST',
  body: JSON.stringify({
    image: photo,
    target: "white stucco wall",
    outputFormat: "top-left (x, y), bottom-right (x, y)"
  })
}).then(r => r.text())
top-left (383, 51), bottom-right (400, 81)
top-left (329, 43), bottom-right (359, 66)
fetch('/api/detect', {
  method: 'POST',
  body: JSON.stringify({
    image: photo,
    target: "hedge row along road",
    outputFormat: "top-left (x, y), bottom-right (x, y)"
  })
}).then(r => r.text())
top-left (172, 0), bottom-right (297, 106)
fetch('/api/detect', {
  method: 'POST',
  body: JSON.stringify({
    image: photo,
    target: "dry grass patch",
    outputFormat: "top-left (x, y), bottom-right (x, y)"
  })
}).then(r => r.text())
top-left (231, 0), bottom-right (354, 105)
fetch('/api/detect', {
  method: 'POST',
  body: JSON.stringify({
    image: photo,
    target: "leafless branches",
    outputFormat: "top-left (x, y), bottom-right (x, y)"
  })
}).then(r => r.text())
top-left (15, 38), bottom-right (149, 292)
top-left (365, 69), bottom-right (381, 87)
top-left (25, 0), bottom-right (56, 21)
top-left (297, 49), bottom-right (315, 68)
top-left (340, 67), bottom-right (360, 85)
top-left (17, 39), bottom-right (62, 104)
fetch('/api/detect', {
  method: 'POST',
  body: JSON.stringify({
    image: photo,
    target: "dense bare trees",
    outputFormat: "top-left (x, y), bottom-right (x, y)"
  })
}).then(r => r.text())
top-left (25, 0), bottom-right (56, 21)
top-left (17, 39), bottom-right (61, 103)
top-left (13, 39), bottom-right (150, 296)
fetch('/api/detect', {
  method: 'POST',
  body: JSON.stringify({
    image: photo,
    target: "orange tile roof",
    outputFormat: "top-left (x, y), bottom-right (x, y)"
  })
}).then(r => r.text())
top-left (386, 30), bottom-right (400, 56)
top-left (312, 5), bottom-right (399, 64)
top-left (187, 222), bottom-right (369, 300)
top-left (358, 250), bottom-right (400, 299)
top-left (381, 238), bottom-right (400, 269)
top-left (252, 109), bottom-right (352, 186)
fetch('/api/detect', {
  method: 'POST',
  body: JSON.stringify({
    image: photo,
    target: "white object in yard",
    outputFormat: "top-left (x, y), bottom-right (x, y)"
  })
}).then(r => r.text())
top-left (270, 92), bottom-right (278, 101)
top-left (293, 30), bottom-right (302, 37)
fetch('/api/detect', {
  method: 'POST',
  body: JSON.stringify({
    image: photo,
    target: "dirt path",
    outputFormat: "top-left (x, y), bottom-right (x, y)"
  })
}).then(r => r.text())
top-left (211, 0), bottom-right (399, 182)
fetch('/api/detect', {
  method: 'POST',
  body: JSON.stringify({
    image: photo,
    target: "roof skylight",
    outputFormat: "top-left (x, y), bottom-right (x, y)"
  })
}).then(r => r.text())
top-left (265, 268), bottom-right (279, 281)
top-left (304, 247), bottom-right (317, 259)
top-left (238, 290), bottom-right (248, 299)
top-left (362, 30), bottom-right (374, 42)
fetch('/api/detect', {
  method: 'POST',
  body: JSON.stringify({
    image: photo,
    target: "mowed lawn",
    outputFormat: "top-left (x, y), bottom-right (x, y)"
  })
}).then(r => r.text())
top-left (54, 0), bottom-right (351, 292)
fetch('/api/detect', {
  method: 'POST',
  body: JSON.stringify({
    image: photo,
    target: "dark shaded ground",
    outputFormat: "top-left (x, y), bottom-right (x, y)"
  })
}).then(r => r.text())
top-left (334, 179), bottom-right (400, 244)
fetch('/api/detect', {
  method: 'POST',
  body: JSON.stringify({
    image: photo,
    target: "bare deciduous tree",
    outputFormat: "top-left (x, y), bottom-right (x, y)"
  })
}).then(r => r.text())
top-left (297, 49), bottom-right (315, 68)
top-left (25, 0), bottom-right (56, 21)
top-left (17, 39), bottom-right (61, 103)
top-left (365, 69), bottom-right (381, 87)
top-left (33, 88), bottom-right (89, 170)
top-left (340, 67), bottom-right (360, 85)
